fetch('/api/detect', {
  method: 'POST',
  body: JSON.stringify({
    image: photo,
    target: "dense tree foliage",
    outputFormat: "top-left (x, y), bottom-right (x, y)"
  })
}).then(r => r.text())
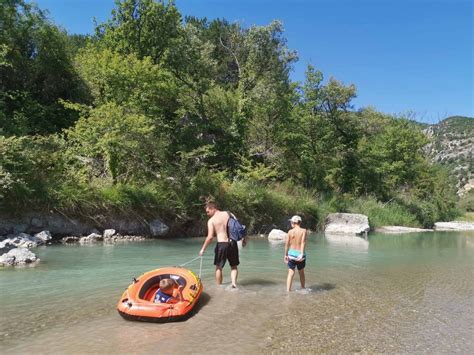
top-left (0, 0), bottom-right (89, 135)
top-left (0, 0), bottom-right (462, 228)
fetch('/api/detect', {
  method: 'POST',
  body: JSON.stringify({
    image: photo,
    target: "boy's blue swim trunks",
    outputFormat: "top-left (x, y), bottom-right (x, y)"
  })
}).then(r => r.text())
top-left (288, 258), bottom-right (306, 270)
top-left (287, 249), bottom-right (306, 270)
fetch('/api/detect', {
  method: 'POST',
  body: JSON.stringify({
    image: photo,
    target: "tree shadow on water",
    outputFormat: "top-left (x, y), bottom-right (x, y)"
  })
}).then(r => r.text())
top-left (307, 283), bottom-right (336, 292)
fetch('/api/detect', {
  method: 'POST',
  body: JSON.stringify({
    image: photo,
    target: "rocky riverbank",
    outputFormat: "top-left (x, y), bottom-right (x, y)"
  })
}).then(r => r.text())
top-left (324, 213), bottom-right (474, 237)
top-left (0, 211), bottom-right (177, 266)
top-left (434, 221), bottom-right (474, 231)
top-left (375, 226), bottom-right (434, 234)
top-left (0, 229), bottom-right (149, 266)
top-left (0, 212), bottom-right (170, 238)
top-left (0, 231), bottom-right (51, 266)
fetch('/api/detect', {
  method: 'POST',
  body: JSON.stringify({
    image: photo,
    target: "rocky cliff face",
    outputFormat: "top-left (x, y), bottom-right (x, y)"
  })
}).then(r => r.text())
top-left (423, 116), bottom-right (473, 195)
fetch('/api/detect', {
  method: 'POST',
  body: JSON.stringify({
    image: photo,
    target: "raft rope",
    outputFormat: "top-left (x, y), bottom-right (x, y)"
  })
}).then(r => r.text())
top-left (179, 256), bottom-right (203, 278)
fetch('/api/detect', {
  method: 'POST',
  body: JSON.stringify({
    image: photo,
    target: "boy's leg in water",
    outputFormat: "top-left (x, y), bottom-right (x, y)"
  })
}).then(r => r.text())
top-left (298, 268), bottom-right (305, 289)
top-left (286, 268), bottom-right (295, 292)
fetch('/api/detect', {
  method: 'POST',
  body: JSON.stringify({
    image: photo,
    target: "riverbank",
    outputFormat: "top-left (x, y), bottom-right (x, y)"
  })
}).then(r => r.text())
top-left (0, 181), bottom-right (465, 241)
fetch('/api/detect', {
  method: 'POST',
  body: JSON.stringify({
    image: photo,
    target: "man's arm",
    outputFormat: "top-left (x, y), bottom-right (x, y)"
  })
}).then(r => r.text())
top-left (284, 230), bottom-right (290, 263)
top-left (199, 219), bottom-right (215, 256)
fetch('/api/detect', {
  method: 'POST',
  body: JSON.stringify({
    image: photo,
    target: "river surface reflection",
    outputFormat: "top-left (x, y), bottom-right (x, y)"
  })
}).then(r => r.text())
top-left (1, 232), bottom-right (473, 353)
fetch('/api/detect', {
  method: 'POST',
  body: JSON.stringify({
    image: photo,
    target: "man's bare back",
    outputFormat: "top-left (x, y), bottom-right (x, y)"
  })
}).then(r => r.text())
top-left (208, 211), bottom-right (230, 242)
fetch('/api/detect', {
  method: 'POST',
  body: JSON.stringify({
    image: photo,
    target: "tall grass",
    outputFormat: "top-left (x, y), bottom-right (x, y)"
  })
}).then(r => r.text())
top-left (54, 180), bottom-right (178, 220)
top-left (1, 165), bottom-right (461, 232)
top-left (346, 196), bottom-right (419, 228)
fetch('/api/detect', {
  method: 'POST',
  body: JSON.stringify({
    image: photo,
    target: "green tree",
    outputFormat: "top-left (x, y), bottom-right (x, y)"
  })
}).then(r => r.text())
top-left (358, 118), bottom-right (429, 199)
top-left (0, 0), bottom-right (88, 135)
top-left (66, 103), bottom-right (166, 184)
top-left (284, 65), bottom-right (360, 193)
top-left (76, 46), bottom-right (179, 121)
top-left (0, 134), bottom-right (66, 208)
top-left (97, 0), bottom-right (181, 64)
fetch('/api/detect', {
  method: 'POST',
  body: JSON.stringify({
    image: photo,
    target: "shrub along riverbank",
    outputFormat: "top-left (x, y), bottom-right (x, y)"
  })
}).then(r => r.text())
top-left (0, 165), bottom-right (460, 235)
top-left (0, 1), bottom-right (463, 233)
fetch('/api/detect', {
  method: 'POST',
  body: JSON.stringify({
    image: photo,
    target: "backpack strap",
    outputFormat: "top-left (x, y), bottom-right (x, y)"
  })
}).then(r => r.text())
top-left (226, 211), bottom-right (231, 241)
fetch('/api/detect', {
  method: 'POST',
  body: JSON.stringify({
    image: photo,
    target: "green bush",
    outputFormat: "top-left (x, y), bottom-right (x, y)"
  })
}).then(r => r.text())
top-left (52, 179), bottom-right (177, 218)
top-left (459, 190), bottom-right (474, 212)
top-left (347, 196), bottom-right (419, 228)
top-left (392, 194), bottom-right (459, 228)
top-left (0, 135), bottom-right (67, 210)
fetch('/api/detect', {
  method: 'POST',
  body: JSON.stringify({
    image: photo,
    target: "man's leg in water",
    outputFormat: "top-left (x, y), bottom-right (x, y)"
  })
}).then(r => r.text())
top-left (215, 266), bottom-right (223, 285)
top-left (230, 266), bottom-right (238, 288)
top-left (298, 268), bottom-right (305, 289)
top-left (286, 268), bottom-right (295, 292)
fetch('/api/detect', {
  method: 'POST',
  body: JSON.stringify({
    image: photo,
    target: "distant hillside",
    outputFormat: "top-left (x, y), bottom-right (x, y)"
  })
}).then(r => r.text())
top-left (424, 116), bottom-right (474, 194)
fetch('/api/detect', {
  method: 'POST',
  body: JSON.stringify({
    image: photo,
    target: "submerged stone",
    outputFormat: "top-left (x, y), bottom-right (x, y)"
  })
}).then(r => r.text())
top-left (0, 248), bottom-right (39, 266)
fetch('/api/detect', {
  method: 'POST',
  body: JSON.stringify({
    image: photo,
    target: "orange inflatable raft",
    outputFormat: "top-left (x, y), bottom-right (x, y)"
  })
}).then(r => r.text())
top-left (117, 267), bottom-right (203, 322)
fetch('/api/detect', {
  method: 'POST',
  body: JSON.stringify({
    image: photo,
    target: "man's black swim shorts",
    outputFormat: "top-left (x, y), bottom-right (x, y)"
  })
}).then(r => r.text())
top-left (214, 240), bottom-right (239, 268)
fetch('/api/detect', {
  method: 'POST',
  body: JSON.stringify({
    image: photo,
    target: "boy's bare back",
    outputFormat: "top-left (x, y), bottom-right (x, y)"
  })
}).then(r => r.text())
top-left (288, 227), bottom-right (307, 250)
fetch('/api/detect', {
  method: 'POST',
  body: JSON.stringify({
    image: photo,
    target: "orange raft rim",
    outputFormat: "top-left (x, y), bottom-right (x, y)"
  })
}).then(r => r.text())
top-left (117, 267), bottom-right (203, 323)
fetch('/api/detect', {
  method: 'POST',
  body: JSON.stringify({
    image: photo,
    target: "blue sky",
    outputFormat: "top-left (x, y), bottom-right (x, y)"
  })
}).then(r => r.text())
top-left (34, 0), bottom-right (472, 123)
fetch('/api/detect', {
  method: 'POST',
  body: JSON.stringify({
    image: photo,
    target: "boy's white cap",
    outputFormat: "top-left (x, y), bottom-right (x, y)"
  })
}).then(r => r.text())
top-left (289, 215), bottom-right (302, 223)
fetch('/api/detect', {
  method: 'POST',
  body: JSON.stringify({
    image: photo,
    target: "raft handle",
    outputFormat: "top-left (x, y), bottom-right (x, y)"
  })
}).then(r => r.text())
top-left (133, 277), bottom-right (138, 283)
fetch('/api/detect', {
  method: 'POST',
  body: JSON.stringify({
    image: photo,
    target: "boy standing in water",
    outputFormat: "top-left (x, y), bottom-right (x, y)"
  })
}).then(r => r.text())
top-left (284, 215), bottom-right (307, 292)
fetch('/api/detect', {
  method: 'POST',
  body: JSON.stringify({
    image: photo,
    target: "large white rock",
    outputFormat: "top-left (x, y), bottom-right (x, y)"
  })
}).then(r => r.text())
top-left (34, 230), bottom-right (52, 242)
top-left (8, 233), bottom-right (40, 248)
top-left (0, 248), bottom-right (39, 266)
top-left (149, 219), bottom-right (169, 237)
top-left (79, 233), bottom-right (103, 244)
top-left (61, 236), bottom-right (79, 243)
top-left (268, 229), bottom-right (288, 241)
top-left (375, 226), bottom-right (433, 234)
top-left (103, 229), bottom-right (116, 238)
top-left (325, 213), bottom-right (370, 236)
top-left (434, 222), bottom-right (474, 231)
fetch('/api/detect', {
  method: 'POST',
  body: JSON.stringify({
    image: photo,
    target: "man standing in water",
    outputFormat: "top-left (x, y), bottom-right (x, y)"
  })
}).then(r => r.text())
top-left (284, 215), bottom-right (307, 292)
top-left (199, 201), bottom-right (246, 288)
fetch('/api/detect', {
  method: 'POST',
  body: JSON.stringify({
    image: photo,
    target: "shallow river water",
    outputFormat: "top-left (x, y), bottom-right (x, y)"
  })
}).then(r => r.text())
top-left (1, 232), bottom-right (473, 354)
